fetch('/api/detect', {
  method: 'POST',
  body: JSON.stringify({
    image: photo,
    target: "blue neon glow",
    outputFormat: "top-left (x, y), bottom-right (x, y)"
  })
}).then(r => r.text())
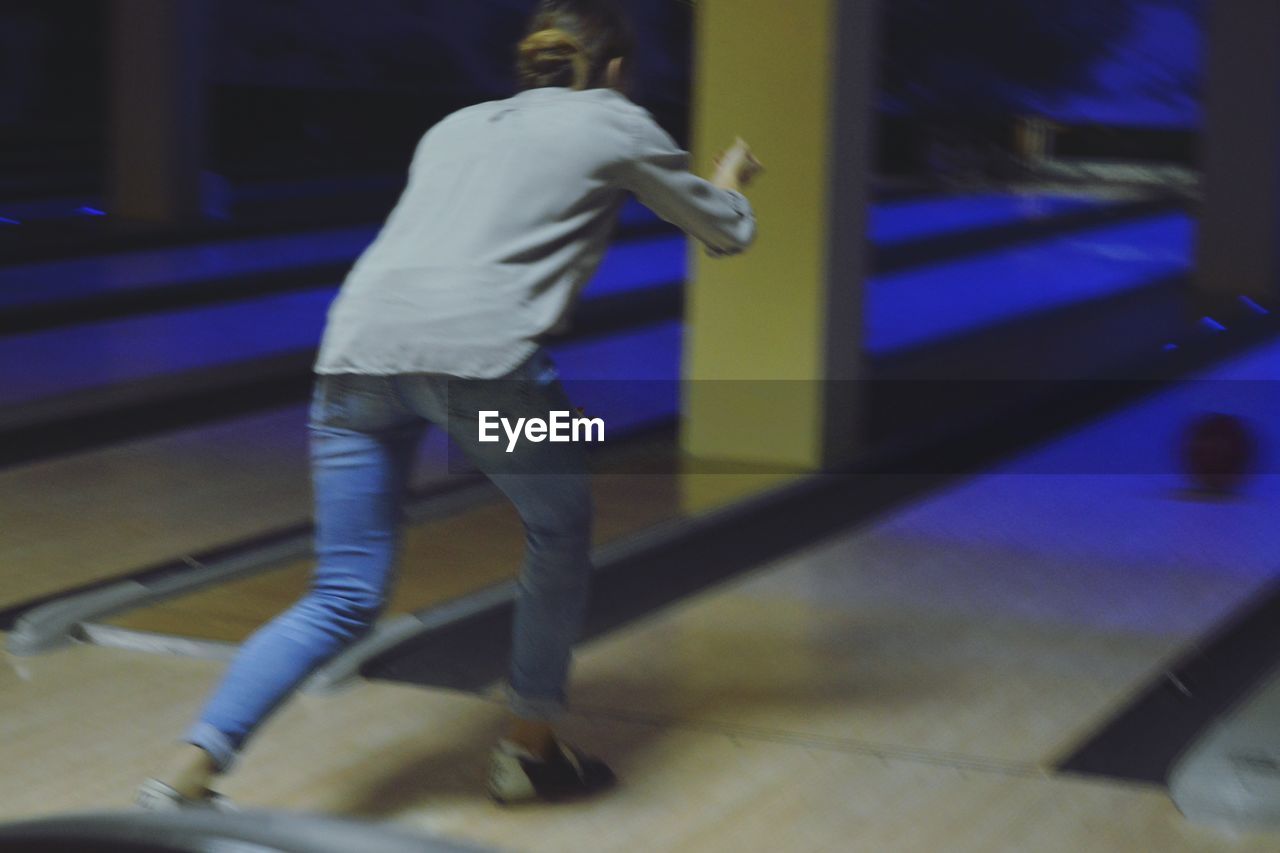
top-left (551, 321), bottom-right (682, 382)
top-left (0, 217), bottom-right (21, 226)
top-left (588, 237), bottom-right (686, 297)
top-left (1200, 316), bottom-right (1227, 333)
top-left (1239, 296), bottom-right (1271, 315)
top-left (550, 321), bottom-right (683, 430)
top-left (3, 196), bottom-right (1203, 414)
top-left (0, 289), bottom-right (339, 407)
top-left (0, 226), bottom-right (379, 310)
top-left (78, 207), bottom-right (108, 217)
top-left (868, 213), bottom-right (1194, 355)
top-left (872, 193), bottom-right (1100, 247)
top-left (619, 197), bottom-right (659, 228)
top-left (5, 192), bottom-right (1132, 315)
top-left (876, 338), bottom-right (1280, 606)
top-left (1023, 2), bottom-right (1203, 129)
top-left (0, 238), bottom-right (684, 406)
top-left (0, 196), bottom-right (103, 222)
top-left (0, 226), bottom-right (678, 315)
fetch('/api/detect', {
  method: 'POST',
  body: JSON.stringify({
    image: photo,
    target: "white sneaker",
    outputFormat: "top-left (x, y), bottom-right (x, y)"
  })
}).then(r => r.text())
top-left (135, 778), bottom-right (239, 813)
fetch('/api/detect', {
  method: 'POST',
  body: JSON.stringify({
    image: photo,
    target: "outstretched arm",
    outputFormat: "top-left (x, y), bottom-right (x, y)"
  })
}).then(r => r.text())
top-left (614, 116), bottom-right (762, 257)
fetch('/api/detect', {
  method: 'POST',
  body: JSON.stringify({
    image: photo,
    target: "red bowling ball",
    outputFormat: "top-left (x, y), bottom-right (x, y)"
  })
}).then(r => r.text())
top-left (1181, 413), bottom-right (1257, 494)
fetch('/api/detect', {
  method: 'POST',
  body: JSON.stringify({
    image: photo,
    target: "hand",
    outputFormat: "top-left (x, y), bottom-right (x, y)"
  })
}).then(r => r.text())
top-left (713, 138), bottom-right (764, 191)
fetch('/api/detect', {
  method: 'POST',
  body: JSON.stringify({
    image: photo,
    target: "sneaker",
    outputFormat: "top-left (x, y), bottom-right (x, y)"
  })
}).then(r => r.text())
top-left (487, 739), bottom-right (616, 805)
top-left (136, 778), bottom-right (239, 813)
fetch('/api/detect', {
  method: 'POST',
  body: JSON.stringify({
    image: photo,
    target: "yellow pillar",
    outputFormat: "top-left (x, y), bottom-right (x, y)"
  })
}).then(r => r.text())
top-left (108, 0), bottom-right (207, 224)
top-left (681, 0), bottom-right (878, 507)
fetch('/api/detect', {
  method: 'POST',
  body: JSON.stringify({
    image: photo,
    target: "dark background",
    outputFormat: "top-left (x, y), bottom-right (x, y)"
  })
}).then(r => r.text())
top-left (0, 0), bottom-right (1203, 190)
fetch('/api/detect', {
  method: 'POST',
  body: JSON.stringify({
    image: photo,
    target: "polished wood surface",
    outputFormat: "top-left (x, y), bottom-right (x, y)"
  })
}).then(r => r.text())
top-left (9, 374), bottom-right (1280, 849)
top-left (2, 406), bottom-right (455, 611)
top-left (104, 470), bottom-right (683, 643)
top-left (1, 406), bottom-right (693, 620)
top-left (4, 507), bottom-right (1278, 853)
top-left (6, 460), bottom-right (1280, 850)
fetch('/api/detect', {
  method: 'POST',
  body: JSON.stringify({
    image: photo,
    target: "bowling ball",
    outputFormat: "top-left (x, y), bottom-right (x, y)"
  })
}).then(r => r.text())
top-left (1180, 412), bottom-right (1257, 494)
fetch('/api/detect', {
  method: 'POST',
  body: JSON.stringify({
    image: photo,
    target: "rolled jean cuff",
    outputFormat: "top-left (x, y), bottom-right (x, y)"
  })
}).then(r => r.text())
top-left (505, 683), bottom-right (566, 722)
top-left (183, 722), bottom-right (238, 773)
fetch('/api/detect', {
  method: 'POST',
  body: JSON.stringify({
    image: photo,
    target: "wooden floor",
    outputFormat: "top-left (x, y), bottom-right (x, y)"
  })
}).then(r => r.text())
top-left (6, 344), bottom-right (1280, 850)
top-left (7, 436), bottom-right (1280, 850)
top-left (0, 405), bottom-right (449, 610)
top-left (104, 470), bottom-right (684, 643)
top-left (1, 404), bottom-right (692, 622)
top-left (3, 471), bottom-right (1279, 851)
top-left (98, 428), bottom-right (796, 644)
top-left (0, 642), bottom-right (1258, 853)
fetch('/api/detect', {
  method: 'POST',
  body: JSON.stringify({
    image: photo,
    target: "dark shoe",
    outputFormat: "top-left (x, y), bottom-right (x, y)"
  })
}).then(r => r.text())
top-left (487, 739), bottom-right (616, 805)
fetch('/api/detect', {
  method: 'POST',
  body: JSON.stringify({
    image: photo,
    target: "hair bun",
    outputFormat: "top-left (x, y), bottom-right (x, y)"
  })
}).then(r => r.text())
top-left (517, 28), bottom-right (591, 89)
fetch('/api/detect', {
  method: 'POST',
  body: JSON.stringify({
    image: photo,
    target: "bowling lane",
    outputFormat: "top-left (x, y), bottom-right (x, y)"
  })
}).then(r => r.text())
top-left (0, 236), bottom-right (685, 409)
top-left (871, 344), bottom-right (1280, 577)
top-left (2, 203), bottom-right (1201, 614)
top-left (344, 336), bottom-right (1278, 851)
top-left (0, 190), bottom-right (1116, 312)
top-left (0, 404), bottom-right (374, 611)
top-left (0, 226), bottom-right (375, 310)
top-left (0, 196), bottom-right (109, 224)
top-left (869, 211), bottom-right (1194, 355)
top-left (101, 438), bottom-right (688, 644)
top-left (92, 322), bottom-right (684, 641)
top-left (0, 288), bottom-right (335, 407)
top-left (0, 322), bottom-right (683, 612)
top-left (100, 325), bottom-right (1279, 655)
top-left (1, 206), bottom-right (1186, 411)
top-left (0, 197), bottom-right (666, 310)
top-left (870, 191), bottom-right (1101, 247)
top-left (555, 338), bottom-right (1280, 769)
top-left (0, 186), bottom-right (660, 231)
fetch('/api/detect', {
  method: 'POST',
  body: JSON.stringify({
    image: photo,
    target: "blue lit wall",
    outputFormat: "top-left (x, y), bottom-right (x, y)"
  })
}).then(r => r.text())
top-left (1022, 1), bottom-right (1202, 129)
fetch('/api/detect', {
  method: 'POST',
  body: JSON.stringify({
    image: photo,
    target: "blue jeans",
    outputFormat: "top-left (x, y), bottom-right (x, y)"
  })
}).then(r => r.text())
top-left (184, 350), bottom-right (593, 772)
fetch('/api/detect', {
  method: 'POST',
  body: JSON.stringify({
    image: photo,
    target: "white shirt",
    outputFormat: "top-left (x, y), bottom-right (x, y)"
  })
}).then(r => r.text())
top-left (314, 86), bottom-right (756, 379)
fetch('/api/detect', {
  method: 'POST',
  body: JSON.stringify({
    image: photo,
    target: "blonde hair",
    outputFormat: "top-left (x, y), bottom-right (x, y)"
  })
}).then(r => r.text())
top-left (518, 28), bottom-right (592, 90)
top-left (515, 1), bottom-right (633, 92)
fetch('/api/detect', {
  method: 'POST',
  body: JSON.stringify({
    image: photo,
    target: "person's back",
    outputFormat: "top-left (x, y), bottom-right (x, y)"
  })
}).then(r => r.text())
top-left (376, 88), bottom-right (642, 269)
top-left (317, 60), bottom-right (757, 380)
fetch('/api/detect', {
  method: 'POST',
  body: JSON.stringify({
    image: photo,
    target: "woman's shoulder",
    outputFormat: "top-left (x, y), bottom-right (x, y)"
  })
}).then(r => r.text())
top-left (431, 88), bottom-right (645, 128)
top-left (420, 89), bottom-right (660, 162)
top-left (516, 87), bottom-right (654, 122)
top-left (578, 89), bottom-right (661, 129)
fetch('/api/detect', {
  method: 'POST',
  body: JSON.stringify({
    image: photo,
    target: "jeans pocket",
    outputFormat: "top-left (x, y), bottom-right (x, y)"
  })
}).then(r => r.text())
top-left (310, 376), bottom-right (341, 426)
top-left (311, 375), bottom-right (375, 429)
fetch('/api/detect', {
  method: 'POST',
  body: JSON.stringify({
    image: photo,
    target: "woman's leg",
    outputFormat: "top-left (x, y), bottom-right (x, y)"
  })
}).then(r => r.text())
top-left (424, 353), bottom-right (593, 754)
top-left (491, 467), bottom-right (593, 735)
top-left (155, 377), bottom-right (422, 794)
